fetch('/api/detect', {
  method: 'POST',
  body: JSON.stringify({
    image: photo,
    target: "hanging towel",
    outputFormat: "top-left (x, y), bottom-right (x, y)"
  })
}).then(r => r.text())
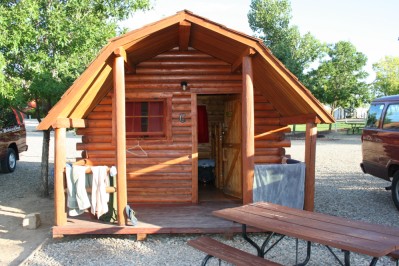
top-left (197, 105), bottom-right (209, 143)
top-left (253, 162), bottom-right (306, 209)
top-left (65, 164), bottom-right (91, 216)
top-left (90, 166), bottom-right (110, 219)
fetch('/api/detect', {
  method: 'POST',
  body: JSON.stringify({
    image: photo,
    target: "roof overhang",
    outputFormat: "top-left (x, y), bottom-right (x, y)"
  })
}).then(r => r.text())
top-left (37, 10), bottom-right (334, 130)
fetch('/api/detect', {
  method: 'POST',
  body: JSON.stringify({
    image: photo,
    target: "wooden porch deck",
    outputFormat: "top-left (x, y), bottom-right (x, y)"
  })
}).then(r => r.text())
top-left (52, 202), bottom-right (261, 238)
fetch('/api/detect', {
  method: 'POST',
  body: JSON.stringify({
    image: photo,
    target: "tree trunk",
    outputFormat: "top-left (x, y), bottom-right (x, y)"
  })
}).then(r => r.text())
top-left (41, 129), bottom-right (51, 197)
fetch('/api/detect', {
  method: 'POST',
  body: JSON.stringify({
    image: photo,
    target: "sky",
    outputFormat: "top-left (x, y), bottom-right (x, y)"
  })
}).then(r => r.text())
top-left (120, 0), bottom-right (399, 81)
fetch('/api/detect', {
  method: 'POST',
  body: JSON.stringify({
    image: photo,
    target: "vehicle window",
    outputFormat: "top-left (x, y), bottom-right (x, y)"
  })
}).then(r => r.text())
top-left (365, 104), bottom-right (384, 128)
top-left (383, 104), bottom-right (399, 130)
top-left (0, 108), bottom-right (18, 129)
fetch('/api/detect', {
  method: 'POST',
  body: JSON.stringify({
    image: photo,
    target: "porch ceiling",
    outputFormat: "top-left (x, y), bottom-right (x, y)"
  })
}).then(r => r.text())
top-left (37, 10), bottom-right (334, 130)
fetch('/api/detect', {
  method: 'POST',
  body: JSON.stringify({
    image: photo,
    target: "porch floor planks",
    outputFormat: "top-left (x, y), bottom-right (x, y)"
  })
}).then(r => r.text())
top-left (52, 202), bottom-right (260, 237)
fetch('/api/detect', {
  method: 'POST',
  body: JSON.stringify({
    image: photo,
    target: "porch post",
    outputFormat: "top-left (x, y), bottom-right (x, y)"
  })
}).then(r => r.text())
top-left (114, 54), bottom-right (127, 226)
top-left (54, 127), bottom-right (67, 225)
top-left (191, 93), bottom-right (198, 203)
top-left (242, 56), bottom-right (255, 204)
top-left (304, 122), bottom-right (317, 211)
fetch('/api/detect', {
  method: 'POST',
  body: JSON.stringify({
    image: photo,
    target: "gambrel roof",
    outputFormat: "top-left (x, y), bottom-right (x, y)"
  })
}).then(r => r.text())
top-left (37, 10), bottom-right (334, 130)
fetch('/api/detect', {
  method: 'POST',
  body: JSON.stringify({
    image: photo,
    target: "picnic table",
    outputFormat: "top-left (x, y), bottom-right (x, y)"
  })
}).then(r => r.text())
top-left (212, 202), bottom-right (399, 266)
top-left (343, 118), bottom-right (366, 134)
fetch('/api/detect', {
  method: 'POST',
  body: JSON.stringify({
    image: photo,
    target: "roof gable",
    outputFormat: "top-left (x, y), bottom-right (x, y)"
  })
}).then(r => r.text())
top-left (37, 10), bottom-right (333, 130)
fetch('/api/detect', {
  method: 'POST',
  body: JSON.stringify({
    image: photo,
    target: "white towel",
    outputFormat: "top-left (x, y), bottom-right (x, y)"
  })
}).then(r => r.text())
top-left (90, 166), bottom-right (110, 218)
top-left (65, 164), bottom-right (91, 216)
top-left (73, 165), bottom-right (91, 211)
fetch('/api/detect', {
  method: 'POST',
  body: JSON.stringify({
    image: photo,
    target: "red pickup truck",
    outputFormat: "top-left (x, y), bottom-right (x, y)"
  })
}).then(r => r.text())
top-left (361, 95), bottom-right (399, 210)
top-left (0, 108), bottom-right (28, 173)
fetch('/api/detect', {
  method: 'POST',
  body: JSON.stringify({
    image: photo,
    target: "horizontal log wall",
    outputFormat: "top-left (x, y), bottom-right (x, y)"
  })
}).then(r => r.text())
top-left (254, 91), bottom-right (291, 164)
top-left (77, 48), bottom-right (242, 204)
top-left (76, 48), bottom-right (291, 204)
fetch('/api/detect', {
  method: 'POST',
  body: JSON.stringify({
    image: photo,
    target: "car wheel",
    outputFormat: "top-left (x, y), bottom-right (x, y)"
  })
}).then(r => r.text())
top-left (1, 148), bottom-right (17, 173)
top-left (392, 171), bottom-right (399, 211)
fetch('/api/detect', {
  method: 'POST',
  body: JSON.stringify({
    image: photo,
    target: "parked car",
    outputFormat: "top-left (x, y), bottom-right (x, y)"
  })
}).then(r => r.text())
top-left (0, 108), bottom-right (28, 173)
top-left (360, 95), bottom-right (399, 210)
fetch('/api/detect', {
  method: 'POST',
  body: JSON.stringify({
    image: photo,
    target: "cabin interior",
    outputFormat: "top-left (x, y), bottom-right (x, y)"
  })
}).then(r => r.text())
top-left (197, 94), bottom-right (242, 203)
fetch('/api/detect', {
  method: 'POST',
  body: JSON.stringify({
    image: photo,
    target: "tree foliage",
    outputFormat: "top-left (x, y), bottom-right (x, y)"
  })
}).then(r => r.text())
top-left (0, 0), bottom-right (150, 196)
top-left (372, 56), bottom-right (399, 96)
top-left (248, 0), bottom-right (324, 82)
top-left (306, 41), bottom-right (369, 114)
top-left (0, 0), bottom-right (150, 115)
top-left (248, 0), bottom-right (370, 116)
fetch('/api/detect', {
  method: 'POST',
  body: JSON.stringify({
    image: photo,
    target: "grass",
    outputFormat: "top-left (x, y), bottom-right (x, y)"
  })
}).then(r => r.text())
top-left (290, 122), bottom-right (351, 133)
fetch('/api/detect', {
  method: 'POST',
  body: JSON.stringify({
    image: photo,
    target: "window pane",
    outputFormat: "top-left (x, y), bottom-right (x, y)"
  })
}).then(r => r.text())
top-left (149, 102), bottom-right (163, 116)
top-left (141, 102), bottom-right (148, 116)
top-left (148, 117), bottom-right (163, 132)
top-left (0, 109), bottom-right (17, 129)
top-left (383, 104), bottom-right (399, 130)
top-left (141, 117), bottom-right (148, 132)
top-left (366, 104), bottom-right (384, 128)
top-left (126, 117), bottom-right (133, 132)
top-left (125, 100), bottom-right (165, 138)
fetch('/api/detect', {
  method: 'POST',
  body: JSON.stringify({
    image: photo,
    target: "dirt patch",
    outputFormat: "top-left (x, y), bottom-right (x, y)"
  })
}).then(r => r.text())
top-left (0, 120), bottom-right (80, 265)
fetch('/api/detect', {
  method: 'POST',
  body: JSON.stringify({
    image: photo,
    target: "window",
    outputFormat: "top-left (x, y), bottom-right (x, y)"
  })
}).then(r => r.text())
top-left (111, 92), bottom-right (172, 143)
top-left (383, 104), bottom-right (399, 130)
top-left (365, 104), bottom-right (384, 128)
top-left (125, 100), bottom-right (166, 139)
top-left (0, 108), bottom-right (18, 129)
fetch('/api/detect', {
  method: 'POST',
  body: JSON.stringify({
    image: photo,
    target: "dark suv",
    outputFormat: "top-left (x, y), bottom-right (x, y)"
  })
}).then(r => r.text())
top-left (361, 95), bottom-right (399, 210)
top-left (0, 108), bottom-right (28, 173)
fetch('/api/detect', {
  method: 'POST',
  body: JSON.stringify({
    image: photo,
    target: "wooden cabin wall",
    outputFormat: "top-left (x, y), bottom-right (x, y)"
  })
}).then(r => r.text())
top-left (76, 48), bottom-right (242, 204)
top-left (75, 48), bottom-right (292, 204)
top-left (253, 90), bottom-right (291, 164)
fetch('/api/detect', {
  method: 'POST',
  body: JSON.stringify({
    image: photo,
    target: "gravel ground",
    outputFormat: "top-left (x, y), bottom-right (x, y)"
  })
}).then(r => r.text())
top-left (5, 122), bottom-right (399, 265)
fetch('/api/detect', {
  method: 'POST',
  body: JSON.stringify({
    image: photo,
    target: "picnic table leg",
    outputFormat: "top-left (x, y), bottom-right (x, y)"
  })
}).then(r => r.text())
top-left (242, 224), bottom-right (263, 257)
top-left (344, 250), bottom-right (350, 265)
top-left (295, 241), bottom-right (311, 266)
top-left (200, 255), bottom-right (214, 266)
top-left (369, 257), bottom-right (379, 266)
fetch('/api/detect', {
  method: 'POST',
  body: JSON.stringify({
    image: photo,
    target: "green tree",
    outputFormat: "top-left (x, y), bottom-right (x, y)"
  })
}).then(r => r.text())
top-left (0, 0), bottom-right (150, 196)
top-left (248, 0), bottom-right (324, 82)
top-left (307, 41), bottom-right (369, 117)
top-left (372, 56), bottom-right (399, 96)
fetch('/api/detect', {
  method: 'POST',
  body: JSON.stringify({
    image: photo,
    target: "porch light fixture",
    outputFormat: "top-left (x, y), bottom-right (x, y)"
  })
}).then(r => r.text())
top-left (181, 81), bottom-right (188, 91)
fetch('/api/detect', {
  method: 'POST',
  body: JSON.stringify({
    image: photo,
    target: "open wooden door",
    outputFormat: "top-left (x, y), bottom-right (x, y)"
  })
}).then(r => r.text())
top-left (222, 97), bottom-right (242, 198)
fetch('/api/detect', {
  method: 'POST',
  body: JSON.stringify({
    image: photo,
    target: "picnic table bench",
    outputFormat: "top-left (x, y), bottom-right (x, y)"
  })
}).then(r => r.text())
top-left (343, 118), bottom-right (366, 134)
top-left (212, 202), bottom-right (399, 266)
top-left (188, 236), bottom-right (282, 266)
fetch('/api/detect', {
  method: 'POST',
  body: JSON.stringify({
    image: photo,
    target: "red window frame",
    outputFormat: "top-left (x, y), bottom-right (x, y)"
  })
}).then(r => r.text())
top-left (125, 100), bottom-right (166, 139)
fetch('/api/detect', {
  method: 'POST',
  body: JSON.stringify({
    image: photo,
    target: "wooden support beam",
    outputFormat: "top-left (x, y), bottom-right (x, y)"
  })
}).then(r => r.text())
top-left (114, 55), bottom-right (128, 226)
top-left (54, 128), bottom-right (67, 226)
top-left (114, 46), bottom-right (135, 74)
top-left (242, 56), bottom-right (255, 204)
top-left (232, 48), bottom-right (256, 73)
top-left (191, 93), bottom-right (198, 203)
top-left (179, 20), bottom-right (191, 51)
top-left (304, 122), bottom-right (317, 211)
top-left (280, 114), bottom-right (321, 125)
top-left (52, 118), bottom-right (86, 129)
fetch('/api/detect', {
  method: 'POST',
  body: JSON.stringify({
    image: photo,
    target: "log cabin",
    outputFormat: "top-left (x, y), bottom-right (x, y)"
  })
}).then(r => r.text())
top-left (37, 10), bottom-right (334, 237)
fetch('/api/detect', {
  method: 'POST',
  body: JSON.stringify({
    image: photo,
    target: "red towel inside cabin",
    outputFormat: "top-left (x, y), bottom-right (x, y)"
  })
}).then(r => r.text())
top-left (197, 105), bottom-right (209, 143)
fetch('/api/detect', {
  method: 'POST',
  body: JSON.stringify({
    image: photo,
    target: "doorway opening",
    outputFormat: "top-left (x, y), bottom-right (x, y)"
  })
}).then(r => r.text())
top-left (197, 94), bottom-right (242, 203)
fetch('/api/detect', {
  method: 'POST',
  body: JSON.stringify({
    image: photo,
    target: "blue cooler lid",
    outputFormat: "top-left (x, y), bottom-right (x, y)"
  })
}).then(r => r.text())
top-left (198, 159), bottom-right (215, 167)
